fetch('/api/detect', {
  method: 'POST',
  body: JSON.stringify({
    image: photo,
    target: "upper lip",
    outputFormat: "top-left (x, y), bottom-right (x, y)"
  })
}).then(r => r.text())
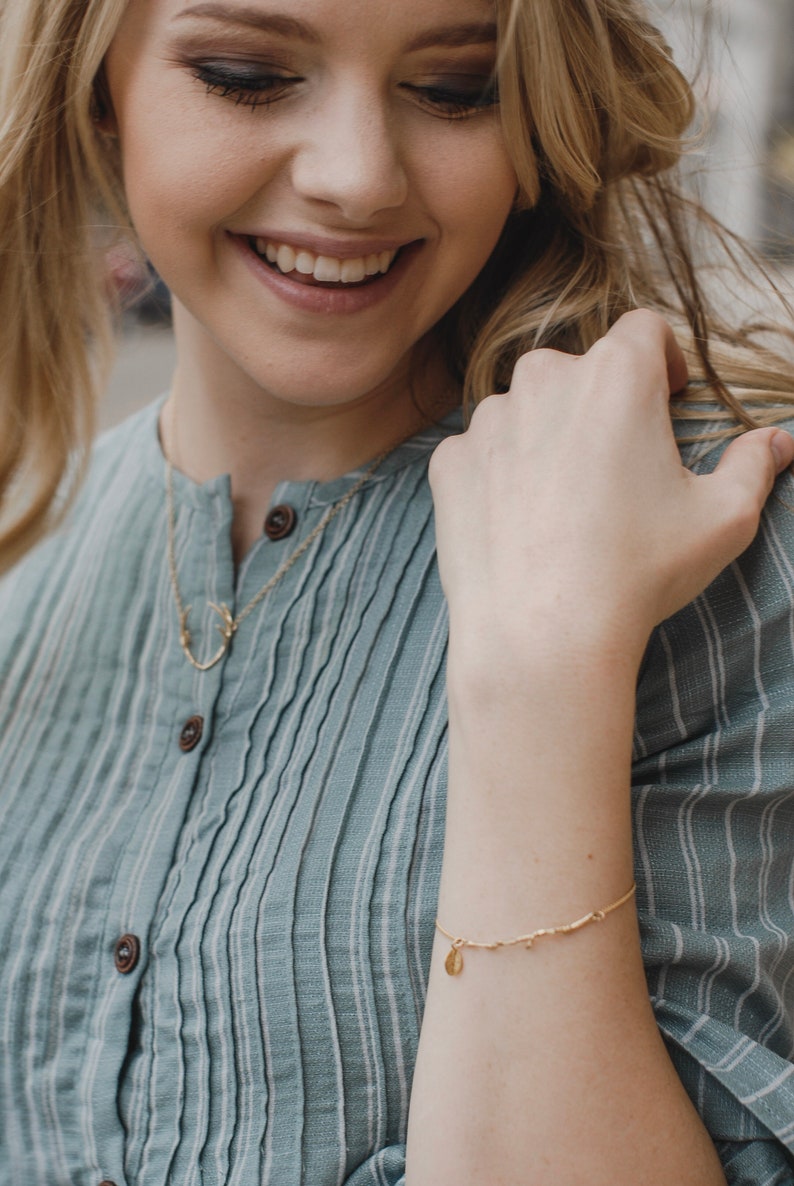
top-left (232, 229), bottom-right (419, 258)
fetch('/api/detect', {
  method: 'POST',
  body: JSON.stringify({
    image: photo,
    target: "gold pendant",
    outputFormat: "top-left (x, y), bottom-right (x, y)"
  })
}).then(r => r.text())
top-left (178, 602), bottom-right (237, 671)
top-left (444, 945), bottom-right (464, 976)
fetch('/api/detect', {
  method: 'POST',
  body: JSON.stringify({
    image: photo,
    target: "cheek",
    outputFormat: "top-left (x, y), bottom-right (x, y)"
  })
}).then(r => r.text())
top-left (424, 135), bottom-right (517, 260)
top-left (116, 93), bottom-right (273, 248)
top-left (122, 139), bottom-right (242, 234)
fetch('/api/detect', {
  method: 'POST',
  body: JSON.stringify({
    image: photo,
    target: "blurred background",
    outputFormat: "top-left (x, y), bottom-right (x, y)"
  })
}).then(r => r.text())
top-left (102, 0), bottom-right (794, 429)
top-left (654, 0), bottom-right (794, 249)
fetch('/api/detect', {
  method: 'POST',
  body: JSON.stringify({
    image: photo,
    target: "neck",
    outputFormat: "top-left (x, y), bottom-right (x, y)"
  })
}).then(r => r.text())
top-left (159, 304), bottom-right (458, 562)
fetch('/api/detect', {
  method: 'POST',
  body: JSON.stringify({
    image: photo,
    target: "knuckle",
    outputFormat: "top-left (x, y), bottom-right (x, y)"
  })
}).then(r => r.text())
top-left (617, 307), bottom-right (669, 335)
top-left (610, 310), bottom-right (672, 358)
top-left (509, 347), bottom-right (563, 388)
top-left (587, 335), bottom-right (642, 386)
top-left (591, 324), bottom-right (668, 391)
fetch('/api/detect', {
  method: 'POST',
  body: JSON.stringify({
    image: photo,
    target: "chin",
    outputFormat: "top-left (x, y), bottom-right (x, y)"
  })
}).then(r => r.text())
top-left (235, 344), bottom-right (416, 409)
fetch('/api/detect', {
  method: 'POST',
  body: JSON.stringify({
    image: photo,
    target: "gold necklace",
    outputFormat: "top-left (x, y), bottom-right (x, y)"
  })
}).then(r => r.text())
top-left (166, 448), bottom-right (391, 671)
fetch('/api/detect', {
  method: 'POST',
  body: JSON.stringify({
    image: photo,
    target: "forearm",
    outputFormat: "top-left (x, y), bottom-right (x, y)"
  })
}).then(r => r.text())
top-left (408, 312), bottom-right (794, 1185)
top-left (405, 632), bottom-right (726, 1186)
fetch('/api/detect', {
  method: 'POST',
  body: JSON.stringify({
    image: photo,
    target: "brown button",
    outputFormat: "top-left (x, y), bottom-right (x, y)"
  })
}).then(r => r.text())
top-left (179, 715), bottom-right (204, 752)
top-left (114, 933), bottom-right (140, 975)
top-left (98, 1181), bottom-right (118, 1186)
top-left (264, 504), bottom-right (297, 541)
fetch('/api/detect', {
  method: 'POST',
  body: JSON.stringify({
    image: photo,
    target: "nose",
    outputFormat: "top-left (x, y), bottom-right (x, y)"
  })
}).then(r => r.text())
top-left (290, 86), bottom-right (408, 223)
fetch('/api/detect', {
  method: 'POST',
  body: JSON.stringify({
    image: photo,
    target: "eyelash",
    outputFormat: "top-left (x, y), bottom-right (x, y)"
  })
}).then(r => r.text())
top-left (191, 64), bottom-right (499, 118)
top-left (402, 82), bottom-right (499, 119)
top-left (191, 64), bottom-right (296, 109)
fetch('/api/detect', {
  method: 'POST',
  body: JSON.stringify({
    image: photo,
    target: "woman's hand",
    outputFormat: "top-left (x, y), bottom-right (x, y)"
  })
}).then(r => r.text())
top-left (430, 309), bottom-right (794, 670)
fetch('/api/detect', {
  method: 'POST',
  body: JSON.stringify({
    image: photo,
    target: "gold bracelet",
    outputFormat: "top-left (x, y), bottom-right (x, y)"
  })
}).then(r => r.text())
top-left (435, 882), bottom-right (637, 976)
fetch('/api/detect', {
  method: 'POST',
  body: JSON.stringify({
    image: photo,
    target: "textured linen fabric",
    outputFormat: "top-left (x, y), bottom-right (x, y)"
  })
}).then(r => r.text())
top-left (0, 400), bottom-right (793, 1185)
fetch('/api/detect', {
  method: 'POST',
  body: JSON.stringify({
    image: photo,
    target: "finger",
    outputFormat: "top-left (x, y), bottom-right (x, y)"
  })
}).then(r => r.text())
top-left (715, 426), bottom-right (794, 486)
top-left (606, 310), bottom-right (689, 397)
top-left (770, 428), bottom-right (794, 473)
top-left (705, 427), bottom-right (794, 549)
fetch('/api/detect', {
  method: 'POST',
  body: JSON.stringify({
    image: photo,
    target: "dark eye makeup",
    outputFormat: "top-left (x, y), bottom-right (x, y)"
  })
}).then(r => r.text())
top-left (402, 77), bottom-right (499, 118)
top-left (190, 60), bottom-right (499, 117)
top-left (190, 61), bottom-right (300, 108)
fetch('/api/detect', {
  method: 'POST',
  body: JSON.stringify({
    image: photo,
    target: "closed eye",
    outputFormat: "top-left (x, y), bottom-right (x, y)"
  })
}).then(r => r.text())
top-left (401, 77), bottom-right (499, 119)
top-left (190, 61), bottom-right (301, 108)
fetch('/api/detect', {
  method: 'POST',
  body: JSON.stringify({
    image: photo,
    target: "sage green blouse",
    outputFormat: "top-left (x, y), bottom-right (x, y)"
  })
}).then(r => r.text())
top-left (0, 402), bottom-right (793, 1185)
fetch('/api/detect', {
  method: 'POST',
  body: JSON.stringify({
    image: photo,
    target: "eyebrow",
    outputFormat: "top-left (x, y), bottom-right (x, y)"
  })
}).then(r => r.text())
top-left (174, 4), bottom-right (321, 42)
top-left (174, 5), bottom-right (496, 52)
top-left (406, 23), bottom-right (497, 52)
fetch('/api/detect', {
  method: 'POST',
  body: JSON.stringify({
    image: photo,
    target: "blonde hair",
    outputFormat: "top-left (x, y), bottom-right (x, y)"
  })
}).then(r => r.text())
top-left (442, 0), bottom-right (794, 429)
top-left (0, 0), bottom-right (792, 570)
top-left (0, 0), bottom-right (127, 571)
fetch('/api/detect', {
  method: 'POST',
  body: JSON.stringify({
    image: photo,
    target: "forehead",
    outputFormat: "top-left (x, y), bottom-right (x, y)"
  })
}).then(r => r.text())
top-left (120, 0), bottom-right (498, 51)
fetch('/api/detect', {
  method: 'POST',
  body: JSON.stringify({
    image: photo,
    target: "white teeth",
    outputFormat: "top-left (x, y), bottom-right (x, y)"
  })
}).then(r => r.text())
top-left (252, 237), bottom-right (399, 283)
top-left (257, 239), bottom-right (278, 263)
top-left (294, 251), bottom-right (315, 275)
top-left (276, 244), bottom-right (296, 273)
top-left (313, 256), bottom-right (342, 282)
top-left (340, 258), bottom-right (366, 283)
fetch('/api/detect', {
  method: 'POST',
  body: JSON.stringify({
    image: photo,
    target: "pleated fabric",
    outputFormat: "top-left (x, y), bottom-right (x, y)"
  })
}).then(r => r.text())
top-left (0, 403), bottom-right (793, 1185)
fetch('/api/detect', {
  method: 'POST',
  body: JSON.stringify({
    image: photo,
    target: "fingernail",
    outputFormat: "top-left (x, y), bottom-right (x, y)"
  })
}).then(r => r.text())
top-left (770, 430), bottom-right (794, 472)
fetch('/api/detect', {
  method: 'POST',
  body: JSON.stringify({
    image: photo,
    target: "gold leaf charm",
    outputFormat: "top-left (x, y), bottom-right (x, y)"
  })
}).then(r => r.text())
top-left (445, 945), bottom-right (464, 976)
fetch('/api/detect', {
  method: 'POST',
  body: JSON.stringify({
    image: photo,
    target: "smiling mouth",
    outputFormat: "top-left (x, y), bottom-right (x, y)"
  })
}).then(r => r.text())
top-left (247, 236), bottom-right (403, 288)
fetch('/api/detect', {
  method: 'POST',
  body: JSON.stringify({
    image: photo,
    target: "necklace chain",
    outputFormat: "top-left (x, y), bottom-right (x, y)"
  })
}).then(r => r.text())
top-left (166, 448), bottom-right (391, 671)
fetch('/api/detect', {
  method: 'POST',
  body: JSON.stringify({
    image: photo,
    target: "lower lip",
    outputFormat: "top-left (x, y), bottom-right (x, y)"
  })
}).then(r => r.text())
top-left (230, 233), bottom-right (421, 315)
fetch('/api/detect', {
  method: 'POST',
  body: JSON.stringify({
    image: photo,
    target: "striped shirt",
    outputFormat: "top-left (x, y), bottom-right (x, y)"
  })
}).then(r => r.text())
top-left (0, 401), bottom-right (793, 1185)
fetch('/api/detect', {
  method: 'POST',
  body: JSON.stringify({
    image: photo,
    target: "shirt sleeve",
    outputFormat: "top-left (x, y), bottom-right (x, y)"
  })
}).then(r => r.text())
top-left (714, 1138), bottom-right (794, 1186)
top-left (632, 437), bottom-right (794, 1181)
top-left (342, 1145), bottom-right (406, 1185)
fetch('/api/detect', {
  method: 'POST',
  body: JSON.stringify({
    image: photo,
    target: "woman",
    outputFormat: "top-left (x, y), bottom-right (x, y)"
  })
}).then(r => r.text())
top-left (0, 0), bottom-right (793, 1183)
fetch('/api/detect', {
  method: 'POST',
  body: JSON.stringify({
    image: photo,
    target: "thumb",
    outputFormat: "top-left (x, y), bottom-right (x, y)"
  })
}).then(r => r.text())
top-left (706, 426), bottom-right (794, 551)
top-left (715, 426), bottom-right (793, 487)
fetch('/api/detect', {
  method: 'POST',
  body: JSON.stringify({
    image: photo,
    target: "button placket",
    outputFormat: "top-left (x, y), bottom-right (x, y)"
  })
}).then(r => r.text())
top-left (79, 485), bottom-right (232, 1170)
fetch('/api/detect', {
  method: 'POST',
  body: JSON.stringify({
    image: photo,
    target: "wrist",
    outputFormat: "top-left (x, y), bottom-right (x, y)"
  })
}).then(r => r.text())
top-left (442, 614), bottom-right (639, 921)
top-left (446, 609), bottom-right (642, 717)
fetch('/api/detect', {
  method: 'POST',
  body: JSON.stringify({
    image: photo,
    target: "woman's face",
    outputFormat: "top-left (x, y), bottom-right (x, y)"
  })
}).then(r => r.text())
top-left (104, 0), bottom-right (517, 414)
